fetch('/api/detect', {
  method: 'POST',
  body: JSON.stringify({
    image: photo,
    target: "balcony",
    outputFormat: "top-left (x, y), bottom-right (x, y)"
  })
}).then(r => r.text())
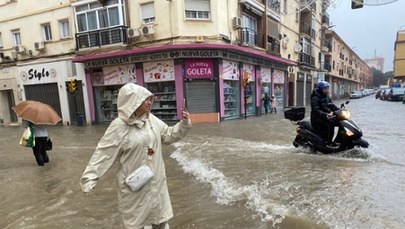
top-left (267, 36), bottom-right (280, 56)
top-left (324, 61), bottom-right (332, 72)
top-left (75, 26), bottom-right (128, 50)
top-left (299, 53), bottom-right (315, 66)
top-left (299, 22), bottom-right (316, 39)
top-left (240, 28), bottom-right (264, 48)
top-left (322, 12), bottom-right (330, 27)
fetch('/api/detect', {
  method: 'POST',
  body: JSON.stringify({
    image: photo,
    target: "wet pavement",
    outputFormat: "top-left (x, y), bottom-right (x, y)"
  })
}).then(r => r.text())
top-left (1, 96), bottom-right (405, 229)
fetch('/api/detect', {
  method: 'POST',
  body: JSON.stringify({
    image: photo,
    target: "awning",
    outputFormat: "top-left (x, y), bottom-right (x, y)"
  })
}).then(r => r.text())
top-left (72, 43), bottom-right (296, 66)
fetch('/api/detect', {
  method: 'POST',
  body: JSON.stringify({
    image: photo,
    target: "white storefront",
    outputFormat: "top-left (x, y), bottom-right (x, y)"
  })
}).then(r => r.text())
top-left (17, 58), bottom-right (90, 125)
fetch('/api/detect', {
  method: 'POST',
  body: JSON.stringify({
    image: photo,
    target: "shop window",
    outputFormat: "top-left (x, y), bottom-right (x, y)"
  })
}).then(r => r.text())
top-left (141, 2), bottom-right (155, 24)
top-left (11, 30), bottom-right (21, 46)
top-left (146, 82), bottom-right (178, 122)
top-left (59, 19), bottom-right (70, 39)
top-left (41, 23), bottom-right (52, 41)
top-left (185, 0), bottom-right (210, 20)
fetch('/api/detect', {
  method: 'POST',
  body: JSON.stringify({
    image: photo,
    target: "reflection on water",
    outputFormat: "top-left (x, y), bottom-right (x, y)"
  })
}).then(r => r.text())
top-left (1, 97), bottom-right (405, 229)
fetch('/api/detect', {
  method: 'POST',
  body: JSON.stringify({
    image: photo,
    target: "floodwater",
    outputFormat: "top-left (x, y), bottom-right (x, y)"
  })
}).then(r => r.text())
top-left (1, 96), bottom-right (405, 229)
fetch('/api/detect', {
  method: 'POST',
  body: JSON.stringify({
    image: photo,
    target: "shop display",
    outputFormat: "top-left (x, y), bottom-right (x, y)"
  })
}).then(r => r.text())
top-left (245, 82), bottom-right (255, 115)
top-left (223, 81), bottom-right (240, 119)
top-left (95, 86), bottom-right (120, 122)
top-left (273, 70), bottom-right (285, 110)
top-left (145, 81), bottom-right (177, 122)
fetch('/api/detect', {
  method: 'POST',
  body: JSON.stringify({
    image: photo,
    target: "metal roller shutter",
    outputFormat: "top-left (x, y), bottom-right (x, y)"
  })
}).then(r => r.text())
top-left (67, 80), bottom-right (86, 125)
top-left (24, 83), bottom-right (62, 119)
top-left (296, 81), bottom-right (304, 107)
top-left (186, 80), bottom-right (216, 113)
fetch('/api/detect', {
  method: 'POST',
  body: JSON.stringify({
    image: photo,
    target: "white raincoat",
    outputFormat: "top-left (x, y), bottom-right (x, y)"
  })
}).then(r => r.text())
top-left (80, 83), bottom-right (191, 228)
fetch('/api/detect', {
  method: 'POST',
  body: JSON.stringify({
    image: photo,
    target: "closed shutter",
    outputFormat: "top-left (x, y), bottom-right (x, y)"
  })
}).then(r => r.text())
top-left (186, 80), bottom-right (216, 113)
top-left (306, 81), bottom-right (312, 106)
top-left (185, 0), bottom-right (210, 11)
top-left (296, 81), bottom-right (304, 107)
top-left (24, 83), bottom-right (63, 120)
top-left (141, 2), bottom-right (155, 20)
top-left (268, 18), bottom-right (279, 39)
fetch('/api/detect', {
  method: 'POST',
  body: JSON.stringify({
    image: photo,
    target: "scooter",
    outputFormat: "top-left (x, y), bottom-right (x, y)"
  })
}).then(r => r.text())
top-left (284, 101), bottom-right (369, 154)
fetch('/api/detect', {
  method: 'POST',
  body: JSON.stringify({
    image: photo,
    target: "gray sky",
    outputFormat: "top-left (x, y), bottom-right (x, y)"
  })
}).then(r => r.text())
top-left (328, 0), bottom-right (405, 72)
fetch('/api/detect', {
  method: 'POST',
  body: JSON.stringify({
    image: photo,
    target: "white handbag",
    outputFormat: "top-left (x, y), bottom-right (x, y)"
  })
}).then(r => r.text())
top-left (125, 164), bottom-right (154, 191)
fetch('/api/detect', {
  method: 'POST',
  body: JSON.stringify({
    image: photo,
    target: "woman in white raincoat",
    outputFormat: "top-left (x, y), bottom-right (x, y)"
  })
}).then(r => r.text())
top-left (80, 83), bottom-right (191, 229)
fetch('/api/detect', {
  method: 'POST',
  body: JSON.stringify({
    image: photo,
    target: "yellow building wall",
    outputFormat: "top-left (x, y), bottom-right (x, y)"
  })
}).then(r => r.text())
top-left (0, 0), bottom-right (74, 59)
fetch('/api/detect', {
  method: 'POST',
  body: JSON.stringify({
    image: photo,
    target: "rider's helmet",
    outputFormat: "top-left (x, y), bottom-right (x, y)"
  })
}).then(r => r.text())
top-left (317, 81), bottom-right (330, 91)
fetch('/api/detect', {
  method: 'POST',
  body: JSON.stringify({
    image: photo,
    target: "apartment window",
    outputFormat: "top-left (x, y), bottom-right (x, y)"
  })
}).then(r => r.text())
top-left (141, 2), bottom-right (155, 24)
top-left (75, 0), bottom-right (123, 32)
top-left (185, 0), bottom-right (210, 20)
top-left (41, 23), bottom-right (52, 41)
top-left (11, 30), bottom-right (21, 46)
top-left (0, 33), bottom-right (3, 48)
top-left (59, 20), bottom-right (71, 38)
top-left (283, 0), bottom-right (287, 14)
top-left (242, 14), bottom-right (257, 45)
top-left (333, 60), bottom-right (335, 70)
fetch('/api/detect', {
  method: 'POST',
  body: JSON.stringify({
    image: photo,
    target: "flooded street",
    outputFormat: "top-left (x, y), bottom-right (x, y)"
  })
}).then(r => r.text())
top-left (1, 96), bottom-right (405, 229)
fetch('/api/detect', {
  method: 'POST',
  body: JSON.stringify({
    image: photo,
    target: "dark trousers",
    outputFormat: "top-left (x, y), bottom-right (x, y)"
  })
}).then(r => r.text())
top-left (312, 120), bottom-right (335, 143)
top-left (32, 137), bottom-right (49, 166)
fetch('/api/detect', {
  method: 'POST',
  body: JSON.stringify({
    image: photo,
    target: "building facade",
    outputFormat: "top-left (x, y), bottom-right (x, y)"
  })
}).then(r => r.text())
top-left (0, 0), bottom-right (90, 125)
top-left (394, 29), bottom-right (405, 82)
top-left (71, 0), bottom-right (297, 124)
top-left (364, 55), bottom-right (384, 73)
top-left (323, 29), bottom-right (372, 98)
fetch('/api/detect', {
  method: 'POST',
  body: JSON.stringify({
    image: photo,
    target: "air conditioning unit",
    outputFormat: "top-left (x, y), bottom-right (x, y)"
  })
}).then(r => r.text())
top-left (141, 25), bottom-right (155, 36)
top-left (34, 42), bottom-right (45, 50)
top-left (232, 17), bottom-right (242, 29)
top-left (127, 28), bottom-right (141, 38)
top-left (14, 45), bottom-right (25, 53)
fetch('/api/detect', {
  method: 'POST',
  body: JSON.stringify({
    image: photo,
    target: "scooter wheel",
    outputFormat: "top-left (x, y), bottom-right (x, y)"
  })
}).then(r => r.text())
top-left (293, 141), bottom-right (299, 148)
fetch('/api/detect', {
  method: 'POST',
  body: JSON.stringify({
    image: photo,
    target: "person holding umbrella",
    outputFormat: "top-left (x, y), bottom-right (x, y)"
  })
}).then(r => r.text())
top-left (13, 100), bottom-right (61, 166)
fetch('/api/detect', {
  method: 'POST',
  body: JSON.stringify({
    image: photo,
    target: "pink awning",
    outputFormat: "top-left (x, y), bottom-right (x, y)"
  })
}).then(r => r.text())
top-left (72, 43), bottom-right (296, 66)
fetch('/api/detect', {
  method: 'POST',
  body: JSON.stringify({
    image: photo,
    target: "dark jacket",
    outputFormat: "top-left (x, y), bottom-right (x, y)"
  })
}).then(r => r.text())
top-left (310, 89), bottom-right (339, 124)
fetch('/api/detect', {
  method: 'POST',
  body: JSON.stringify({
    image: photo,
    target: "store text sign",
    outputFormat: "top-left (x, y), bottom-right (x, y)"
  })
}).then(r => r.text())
top-left (20, 67), bottom-right (57, 82)
top-left (185, 59), bottom-right (214, 79)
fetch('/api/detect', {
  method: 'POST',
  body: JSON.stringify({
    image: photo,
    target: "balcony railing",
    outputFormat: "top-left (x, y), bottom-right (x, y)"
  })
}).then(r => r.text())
top-left (240, 28), bottom-right (264, 48)
top-left (299, 22), bottom-right (316, 39)
top-left (322, 12), bottom-right (330, 26)
top-left (267, 36), bottom-right (280, 56)
top-left (299, 53), bottom-right (315, 66)
top-left (75, 25), bottom-right (128, 50)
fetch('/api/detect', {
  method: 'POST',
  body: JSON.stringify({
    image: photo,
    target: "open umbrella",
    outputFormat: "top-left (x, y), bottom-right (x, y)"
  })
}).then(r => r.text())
top-left (12, 100), bottom-right (62, 125)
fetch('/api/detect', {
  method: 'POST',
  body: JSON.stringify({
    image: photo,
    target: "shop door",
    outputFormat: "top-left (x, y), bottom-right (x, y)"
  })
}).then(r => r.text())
top-left (296, 81), bottom-right (305, 107)
top-left (186, 80), bottom-right (217, 113)
top-left (306, 82), bottom-right (312, 106)
top-left (67, 80), bottom-right (86, 125)
top-left (24, 83), bottom-right (62, 120)
top-left (288, 82), bottom-right (295, 107)
top-left (7, 90), bottom-right (18, 122)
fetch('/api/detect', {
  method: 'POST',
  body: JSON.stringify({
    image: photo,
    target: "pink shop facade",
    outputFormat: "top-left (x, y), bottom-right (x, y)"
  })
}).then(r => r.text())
top-left (73, 44), bottom-right (295, 124)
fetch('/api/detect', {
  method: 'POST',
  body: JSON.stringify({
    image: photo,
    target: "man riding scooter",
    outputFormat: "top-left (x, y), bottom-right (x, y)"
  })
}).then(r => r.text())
top-left (310, 81), bottom-right (340, 148)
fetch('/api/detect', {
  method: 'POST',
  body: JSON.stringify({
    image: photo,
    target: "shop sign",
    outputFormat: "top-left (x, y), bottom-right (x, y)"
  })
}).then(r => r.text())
top-left (222, 60), bottom-right (240, 80)
top-left (242, 64), bottom-right (255, 81)
top-left (185, 59), bottom-right (213, 79)
top-left (273, 70), bottom-right (285, 84)
top-left (143, 60), bottom-right (175, 83)
top-left (84, 50), bottom-right (222, 68)
top-left (19, 65), bottom-right (58, 85)
top-left (260, 67), bottom-right (271, 83)
top-left (101, 65), bottom-right (136, 86)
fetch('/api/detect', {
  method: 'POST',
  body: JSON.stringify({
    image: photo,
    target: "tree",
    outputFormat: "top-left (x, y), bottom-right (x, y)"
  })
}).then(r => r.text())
top-left (372, 68), bottom-right (393, 87)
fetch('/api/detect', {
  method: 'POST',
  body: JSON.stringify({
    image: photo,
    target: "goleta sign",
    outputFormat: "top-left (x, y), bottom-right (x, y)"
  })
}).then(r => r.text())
top-left (185, 59), bottom-right (214, 79)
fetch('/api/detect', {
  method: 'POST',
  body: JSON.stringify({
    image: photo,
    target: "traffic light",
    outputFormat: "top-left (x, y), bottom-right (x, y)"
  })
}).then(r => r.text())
top-left (67, 79), bottom-right (78, 94)
top-left (243, 72), bottom-right (249, 88)
top-left (351, 0), bottom-right (364, 9)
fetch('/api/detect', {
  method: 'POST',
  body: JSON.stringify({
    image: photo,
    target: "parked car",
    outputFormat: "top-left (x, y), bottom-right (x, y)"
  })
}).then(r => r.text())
top-left (350, 91), bottom-right (362, 99)
top-left (388, 88), bottom-right (405, 101)
top-left (380, 88), bottom-right (391, 100)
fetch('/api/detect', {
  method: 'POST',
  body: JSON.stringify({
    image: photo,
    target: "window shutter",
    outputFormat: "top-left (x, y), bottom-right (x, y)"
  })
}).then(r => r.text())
top-left (267, 18), bottom-right (279, 39)
top-left (141, 2), bottom-right (155, 19)
top-left (185, 0), bottom-right (210, 11)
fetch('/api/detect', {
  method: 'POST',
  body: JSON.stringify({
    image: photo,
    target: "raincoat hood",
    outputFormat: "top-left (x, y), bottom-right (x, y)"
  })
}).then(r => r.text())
top-left (117, 83), bottom-right (153, 126)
